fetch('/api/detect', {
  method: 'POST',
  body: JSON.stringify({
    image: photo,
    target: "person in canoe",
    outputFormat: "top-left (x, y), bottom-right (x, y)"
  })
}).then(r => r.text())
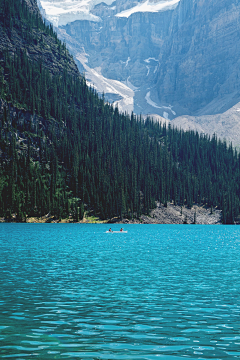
top-left (120, 228), bottom-right (123, 232)
top-left (109, 228), bottom-right (113, 232)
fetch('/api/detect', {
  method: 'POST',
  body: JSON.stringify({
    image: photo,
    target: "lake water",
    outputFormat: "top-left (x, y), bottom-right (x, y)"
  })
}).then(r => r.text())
top-left (0, 224), bottom-right (240, 359)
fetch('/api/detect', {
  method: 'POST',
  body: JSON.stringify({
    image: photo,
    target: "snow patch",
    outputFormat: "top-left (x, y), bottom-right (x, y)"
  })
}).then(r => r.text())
top-left (126, 77), bottom-right (139, 91)
top-left (86, 80), bottom-right (97, 89)
top-left (39, 0), bottom-right (115, 26)
top-left (145, 91), bottom-right (176, 115)
top-left (121, 57), bottom-right (131, 67)
top-left (125, 57), bottom-right (131, 67)
top-left (146, 66), bottom-right (150, 76)
top-left (163, 111), bottom-right (169, 119)
top-left (76, 51), bottom-right (134, 114)
top-left (145, 91), bottom-right (161, 108)
top-left (144, 57), bottom-right (158, 63)
top-left (115, 0), bottom-right (180, 18)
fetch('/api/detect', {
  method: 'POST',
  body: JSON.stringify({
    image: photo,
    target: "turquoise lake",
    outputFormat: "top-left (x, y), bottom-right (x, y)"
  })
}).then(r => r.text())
top-left (0, 224), bottom-right (240, 359)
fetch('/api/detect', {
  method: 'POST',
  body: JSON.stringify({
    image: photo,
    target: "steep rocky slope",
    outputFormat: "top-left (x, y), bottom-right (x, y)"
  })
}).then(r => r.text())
top-left (61, 9), bottom-right (174, 114)
top-left (39, 0), bottom-right (179, 116)
top-left (38, 0), bottom-right (240, 146)
top-left (25, 0), bottom-right (39, 12)
top-left (171, 103), bottom-right (240, 149)
top-left (120, 202), bottom-right (222, 225)
top-left (156, 0), bottom-right (240, 115)
top-left (0, 0), bottom-right (79, 77)
top-left (2, 0), bottom-right (240, 224)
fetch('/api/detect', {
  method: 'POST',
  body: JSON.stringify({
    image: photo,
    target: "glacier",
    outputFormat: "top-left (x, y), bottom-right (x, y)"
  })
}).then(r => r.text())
top-left (115, 0), bottom-right (180, 18)
top-left (38, 0), bottom-right (179, 119)
top-left (39, 0), bottom-right (115, 26)
top-left (76, 51), bottom-right (135, 114)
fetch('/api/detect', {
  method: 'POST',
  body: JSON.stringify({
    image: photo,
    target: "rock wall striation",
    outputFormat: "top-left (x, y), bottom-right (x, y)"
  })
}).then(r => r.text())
top-left (37, 0), bottom-right (240, 144)
top-left (156, 0), bottom-right (240, 114)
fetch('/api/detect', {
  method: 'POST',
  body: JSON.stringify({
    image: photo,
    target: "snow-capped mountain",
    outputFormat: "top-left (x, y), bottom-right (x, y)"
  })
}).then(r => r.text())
top-left (38, 0), bottom-right (240, 145)
top-left (39, 0), bottom-right (115, 26)
top-left (115, 0), bottom-right (180, 18)
top-left (39, 0), bottom-right (179, 117)
top-left (39, 0), bottom-right (180, 26)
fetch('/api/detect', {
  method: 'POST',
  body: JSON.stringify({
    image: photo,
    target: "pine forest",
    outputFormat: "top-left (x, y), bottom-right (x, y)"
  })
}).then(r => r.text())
top-left (0, 0), bottom-right (240, 224)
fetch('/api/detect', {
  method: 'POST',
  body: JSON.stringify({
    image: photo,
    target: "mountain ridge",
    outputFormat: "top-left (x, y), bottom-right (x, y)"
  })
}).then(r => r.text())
top-left (38, 0), bottom-right (240, 146)
top-left (1, 0), bottom-right (240, 225)
top-left (0, 0), bottom-right (79, 77)
top-left (156, 0), bottom-right (240, 114)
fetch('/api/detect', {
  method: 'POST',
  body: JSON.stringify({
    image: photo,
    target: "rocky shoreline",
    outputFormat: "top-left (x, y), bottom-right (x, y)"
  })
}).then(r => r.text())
top-left (0, 203), bottom-right (222, 224)
top-left (118, 202), bottom-right (222, 225)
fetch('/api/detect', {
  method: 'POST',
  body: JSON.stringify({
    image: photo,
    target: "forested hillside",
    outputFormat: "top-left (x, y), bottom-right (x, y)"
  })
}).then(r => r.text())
top-left (0, 0), bottom-right (240, 224)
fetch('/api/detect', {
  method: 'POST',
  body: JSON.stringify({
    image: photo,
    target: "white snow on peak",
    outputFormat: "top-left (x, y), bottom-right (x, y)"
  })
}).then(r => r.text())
top-left (39, 0), bottom-right (115, 26)
top-left (115, 0), bottom-right (180, 18)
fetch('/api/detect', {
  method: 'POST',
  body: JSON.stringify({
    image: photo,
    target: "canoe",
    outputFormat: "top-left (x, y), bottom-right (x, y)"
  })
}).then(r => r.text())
top-left (106, 231), bottom-right (128, 233)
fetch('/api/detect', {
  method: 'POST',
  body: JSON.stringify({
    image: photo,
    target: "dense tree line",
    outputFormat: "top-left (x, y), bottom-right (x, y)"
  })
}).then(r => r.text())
top-left (0, 0), bottom-right (59, 46)
top-left (0, 0), bottom-right (240, 223)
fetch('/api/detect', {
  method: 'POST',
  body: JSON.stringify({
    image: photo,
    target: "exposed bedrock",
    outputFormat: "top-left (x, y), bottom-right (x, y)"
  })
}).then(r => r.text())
top-left (63, 10), bottom-right (173, 86)
top-left (38, 0), bottom-right (240, 145)
top-left (156, 0), bottom-right (240, 114)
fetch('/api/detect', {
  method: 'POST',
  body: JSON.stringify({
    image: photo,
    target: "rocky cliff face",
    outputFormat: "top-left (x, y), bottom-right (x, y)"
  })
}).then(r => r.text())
top-left (63, 9), bottom-right (172, 84)
top-left (24, 0), bottom-right (39, 12)
top-left (51, 0), bottom-right (178, 115)
top-left (156, 0), bottom-right (240, 115)
top-left (0, 0), bottom-right (79, 78)
top-left (38, 0), bottom-right (240, 145)
top-left (0, 99), bottom-right (60, 162)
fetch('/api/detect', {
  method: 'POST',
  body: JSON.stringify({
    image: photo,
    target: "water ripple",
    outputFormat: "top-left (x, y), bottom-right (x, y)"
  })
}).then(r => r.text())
top-left (0, 224), bottom-right (240, 359)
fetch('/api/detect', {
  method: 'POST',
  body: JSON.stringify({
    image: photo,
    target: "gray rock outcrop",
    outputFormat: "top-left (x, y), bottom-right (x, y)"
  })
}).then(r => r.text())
top-left (38, 0), bottom-right (240, 146)
top-left (156, 0), bottom-right (240, 115)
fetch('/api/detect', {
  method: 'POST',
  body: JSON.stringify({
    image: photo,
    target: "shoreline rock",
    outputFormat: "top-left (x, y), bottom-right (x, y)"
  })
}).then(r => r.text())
top-left (115, 203), bottom-right (222, 225)
top-left (0, 203), bottom-right (223, 224)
